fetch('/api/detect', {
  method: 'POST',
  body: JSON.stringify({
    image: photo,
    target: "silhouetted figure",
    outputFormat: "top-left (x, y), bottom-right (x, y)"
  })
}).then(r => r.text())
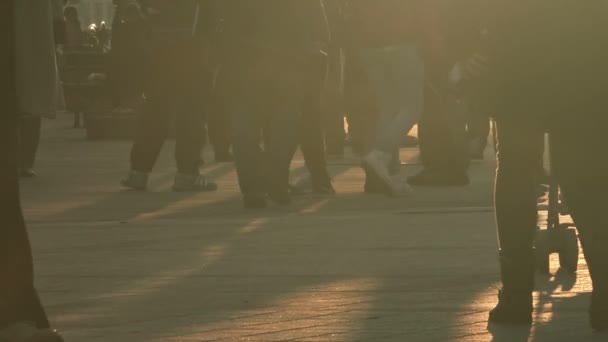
top-left (121, 0), bottom-right (218, 192)
top-left (214, 0), bottom-right (330, 208)
top-left (0, 1), bottom-right (65, 340)
top-left (62, 6), bottom-right (84, 48)
top-left (485, 2), bottom-right (608, 331)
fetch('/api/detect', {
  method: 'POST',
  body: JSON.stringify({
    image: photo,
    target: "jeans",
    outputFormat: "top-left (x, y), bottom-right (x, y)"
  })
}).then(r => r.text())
top-left (358, 44), bottom-right (425, 155)
top-left (217, 50), bottom-right (309, 196)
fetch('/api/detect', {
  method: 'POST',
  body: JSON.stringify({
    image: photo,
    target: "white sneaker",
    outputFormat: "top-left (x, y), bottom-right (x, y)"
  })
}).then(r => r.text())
top-left (363, 150), bottom-right (400, 196)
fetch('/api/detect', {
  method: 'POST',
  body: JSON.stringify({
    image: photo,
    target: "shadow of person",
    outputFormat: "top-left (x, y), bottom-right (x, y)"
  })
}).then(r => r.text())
top-left (488, 322), bottom-right (532, 342)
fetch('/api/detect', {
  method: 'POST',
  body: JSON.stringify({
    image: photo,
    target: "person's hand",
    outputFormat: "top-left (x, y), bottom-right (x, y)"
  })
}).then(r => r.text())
top-left (463, 53), bottom-right (489, 81)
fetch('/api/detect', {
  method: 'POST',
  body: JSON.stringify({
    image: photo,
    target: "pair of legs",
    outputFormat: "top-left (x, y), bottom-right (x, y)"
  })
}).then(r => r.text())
top-left (358, 44), bottom-right (425, 195)
top-left (218, 51), bottom-right (308, 207)
top-left (492, 111), bottom-right (608, 329)
top-left (125, 38), bottom-right (216, 192)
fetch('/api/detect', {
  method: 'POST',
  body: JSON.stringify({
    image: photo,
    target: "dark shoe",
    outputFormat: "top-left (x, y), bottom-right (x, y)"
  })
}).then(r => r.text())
top-left (268, 191), bottom-right (291, 206)
top-left (19, 168), bottom-right (36, 178)
top-left (172, 173), bottom-right (218, 192)
top-left (591, 291), bottom-right (608, 332)
top-left (488, 289), bottom-right (533, 326)
top-left (489, 251), bottom-right (535, 326)
top-left (243, 194), bottom-right (267, 209)
top-left (0, 321), bottom-right (64, 342)
top-left (407, 169), bottom-right (469, 187)
top-left (120, 170), bottom-right (149, 190)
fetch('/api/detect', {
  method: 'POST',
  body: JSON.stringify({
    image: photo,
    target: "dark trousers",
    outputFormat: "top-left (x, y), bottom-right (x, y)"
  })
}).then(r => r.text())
top-left (343, 50), bottom-right (376, 153)
top-left (298, 54), bottom-right (331, 186)
top-left (129, 40), bottom-right (206, 175)
top-left (495, 112), bottom-right (608, 291)
top-left (466, 101), bottom-right (490, 146)
top-left (322, 46), bottom-right (346, 155)
top-left (0, 118), bottom-right (50, 330)
top-left (207, 89), bottom-right (232, 157)
top-left (418, 85), bottom-right (469, 173)
top-left (0, 0), bottom-right (49, 329)
top-left (18, 116), bottom-right (41, 171)
top-left (218, 51), bottom-right (308, 196)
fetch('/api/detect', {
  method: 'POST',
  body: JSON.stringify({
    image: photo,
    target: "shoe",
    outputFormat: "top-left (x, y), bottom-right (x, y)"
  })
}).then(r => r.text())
top-left (243, 194), bottom-right (267, 209)
top-left (363, 150), bottom-right (400, 196)
top-left (0, 321), bottom-right (64, 342)
top-left (172, 173), bottom-right (218, 192)
top-left (120, 170), bottom-right (149, 190)
top-left (19, 168), bottom-right (36, 178)
top-left (407, 169), bottom-right (470, 187)
top-left (488, 289), bottom-right (533, 326)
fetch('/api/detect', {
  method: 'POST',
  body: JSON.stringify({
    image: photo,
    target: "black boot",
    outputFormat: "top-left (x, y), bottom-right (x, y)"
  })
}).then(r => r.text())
top-left (488, 251), bottom-right (535, 326)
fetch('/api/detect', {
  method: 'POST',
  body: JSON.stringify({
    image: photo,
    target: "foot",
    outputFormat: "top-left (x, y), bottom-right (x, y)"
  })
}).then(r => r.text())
top-left (172, 173), bottom-right (218, 192)
top-left (0, 321), bottom-right (64, 342)
top-left (243, 194), bottom-right (267, 209)
top-left (488, 289), bottom-right (533, 326)
top-left (312, 183), bottom-right (336, 195)
top-left (407, 169), bottom-right (470, 187)
top-left (120, 170), bottom-right (149, 190)
top-left (591, 291), bottom-right (608, 332)
top-left (19, 168), bottom-right (36, 178)
top-left (363, 150), bottom-right (400, 196)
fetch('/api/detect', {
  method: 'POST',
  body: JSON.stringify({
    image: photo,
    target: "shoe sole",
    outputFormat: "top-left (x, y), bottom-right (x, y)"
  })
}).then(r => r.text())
top-left (120, 181), bottom-right (147, 191)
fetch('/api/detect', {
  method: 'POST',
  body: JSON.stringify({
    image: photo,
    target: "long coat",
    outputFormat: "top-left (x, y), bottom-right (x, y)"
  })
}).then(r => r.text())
top-left (14, 0), bottom-right (64, 117)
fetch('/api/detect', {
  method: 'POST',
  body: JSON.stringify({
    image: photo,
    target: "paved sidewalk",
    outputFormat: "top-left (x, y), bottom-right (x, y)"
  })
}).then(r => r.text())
top-left (19, 115), bottom-right (602, 341)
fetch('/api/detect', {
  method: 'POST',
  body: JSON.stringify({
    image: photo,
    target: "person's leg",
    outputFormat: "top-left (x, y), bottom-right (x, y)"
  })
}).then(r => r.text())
top-left (409, 83), bottom-right (470, 186)
top-left (489, 117), bottom-right (544, 325)
top-left (299, 54), bottom-right (333, 193)
top-left (264, 63), bottom-right (307, 204)
top-left (18, 116), bottom-right (41, 176)
top-left (323, 46), bottom-right (346, 157)
top-left (122, 45), bottom-right (173, 190)
top-left (218, 60), bottom-right (266, 206)
top-left (359, 45), bottom-right (424, 195)
top-left (467, 99), bottom-right (491, 159)
top-left (549, 112), bottom-right (608, 331)
top-left (0, 117), bottom-right (49, 330)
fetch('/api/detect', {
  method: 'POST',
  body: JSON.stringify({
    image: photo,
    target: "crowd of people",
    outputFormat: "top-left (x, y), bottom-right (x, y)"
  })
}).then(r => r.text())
top-left (2, 1), bottom-right (608, 341)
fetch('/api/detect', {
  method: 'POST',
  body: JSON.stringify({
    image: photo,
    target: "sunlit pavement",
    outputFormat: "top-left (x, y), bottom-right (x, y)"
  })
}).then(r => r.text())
top-left (20, 115), bottom-right (601, 341)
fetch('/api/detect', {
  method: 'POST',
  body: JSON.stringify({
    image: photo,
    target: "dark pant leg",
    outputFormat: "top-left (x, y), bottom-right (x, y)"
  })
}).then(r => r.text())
top-left (174, 65), bottom-right (206, 175)
top-left (0, 117), bottom-right (49, 330)
top-left (207, 96), bottom-right (232, 157)
top-left (19, 116), bottom-right (42, 170)
top-left (323, 46), bottom-right (345, 155)
top-left (129, 60), bottom-right (172, 173)
top-left (418, 86), bottom-right (469, 173)
top-left (550, 114), bottom-right (608, 291)
top-left (299, 56), bottom-right (331, 186)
